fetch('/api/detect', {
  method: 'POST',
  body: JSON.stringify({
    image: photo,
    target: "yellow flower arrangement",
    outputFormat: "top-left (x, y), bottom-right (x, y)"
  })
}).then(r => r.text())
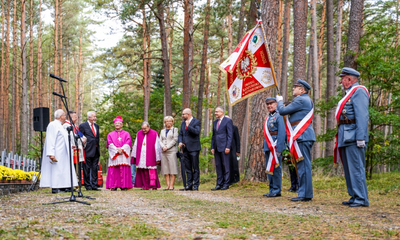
top-left (0, 166), bottom-right (38, 181)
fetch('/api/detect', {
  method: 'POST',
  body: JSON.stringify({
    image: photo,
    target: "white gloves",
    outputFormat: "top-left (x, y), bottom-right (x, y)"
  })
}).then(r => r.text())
top-left (357, 140), bottom-right (365, 148)
top-left (276, 95), bottom-right (283, 102)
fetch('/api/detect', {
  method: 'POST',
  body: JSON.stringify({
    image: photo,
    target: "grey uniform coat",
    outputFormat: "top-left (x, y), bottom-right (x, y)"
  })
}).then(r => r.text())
top-left (338, 82), bottom-right (370, 206)
top-left (277, 93), bottom-right (315, 199)
top-left (263, 111), bottom-right (287, 195)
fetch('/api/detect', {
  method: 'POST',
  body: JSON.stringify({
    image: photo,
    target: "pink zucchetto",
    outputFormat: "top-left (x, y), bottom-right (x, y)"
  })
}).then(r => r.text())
top-left (113, 116), bottom-right (123, 123)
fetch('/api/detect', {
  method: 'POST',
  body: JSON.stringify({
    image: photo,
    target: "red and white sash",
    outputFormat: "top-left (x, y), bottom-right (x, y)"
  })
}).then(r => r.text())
top-left (284, 108), bottom-right (314, 162)
top-left (333, 85), bottom-right (369, 164)
top-left (263, 116), bottom-right (279, 174)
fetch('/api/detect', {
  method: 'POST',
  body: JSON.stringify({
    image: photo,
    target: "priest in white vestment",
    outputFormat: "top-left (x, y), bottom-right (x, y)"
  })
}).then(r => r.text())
top-left (40, 109), bottom-right (78, 194)
top-left (131, 121), bottom-right (162, 190)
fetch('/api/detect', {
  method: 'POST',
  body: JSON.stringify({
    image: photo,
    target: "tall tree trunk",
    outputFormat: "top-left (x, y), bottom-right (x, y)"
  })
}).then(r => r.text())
top-left (58, 0), bottom-right (63, 110)
top-left (227, 4), bottom-right (233, 116)
top-left (318, 0), bottom-right (326, 86)
top-left (196, 0), bottom-right (211, 124)
top-left (29, 0), bottom-right (35, 145)
top-left (54, 0), bottom-right (59, 108)
top-left (77, 32), bottom-right (82, 122)
top-left (156, 1), bottom-right (172, 117)
top-left (325, 0), bottom-right (336, 158)
top-left (3, 0), bottom-right (11, 151)
top-left (237, 0), bottom-right (247, 44)
top-left (335, 0), bottom-right (343, 84)
top-left (21, 0), bottom-right (28, 154)
top-left (37, 0), bottom-right (42, 107)
top-left (245, 0), bottom-right (279, 181)
top-left (0, 0), bottom-right (6, 151)
top-left (216, 37), bottom-right (223, 107)
top-left (275, 0), bottom-right (284, 87)
top-left (182, 0), bottom-right (194, 109)
top-left (12, 0), bottom-right (17, 152)
top-left (293, 0), bottom-right (307, 81)
top-left (344, 0), bottom-right (364, 68)
top-left (142, 6), bottom-right (150, 121)
top-left (166, 6), bottom-right (174, 79)
top-left (311, 0), bottom-right (322, 159)
top-left (280, 0), bottom-right (291, 102)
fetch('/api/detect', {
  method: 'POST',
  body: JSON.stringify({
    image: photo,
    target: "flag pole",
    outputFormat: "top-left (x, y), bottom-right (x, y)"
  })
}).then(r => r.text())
top-left (255, 2), bottom-right (281, 96)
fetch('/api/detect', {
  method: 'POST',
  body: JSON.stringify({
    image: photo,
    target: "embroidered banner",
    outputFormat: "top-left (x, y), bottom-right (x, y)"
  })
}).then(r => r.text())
top-left (219, 21), bottom-right (278, 106)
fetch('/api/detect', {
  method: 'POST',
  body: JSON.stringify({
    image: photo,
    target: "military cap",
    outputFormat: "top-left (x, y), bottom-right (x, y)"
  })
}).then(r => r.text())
top-left (293, 79), bottom-right (311, 90)
top-left (265, 97), bottom-right (277, 103)
top-left (339, 67), bottom-right (360, 77)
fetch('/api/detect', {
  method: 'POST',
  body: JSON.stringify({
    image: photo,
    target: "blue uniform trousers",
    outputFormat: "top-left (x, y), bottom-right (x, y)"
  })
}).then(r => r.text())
top-left (131, 164), bottom-right (136, 185)
top-left (264, 151), bottom-right (282, 194)
top-left (297, 141), bottom-right (313, 199)
top-left (339, 145), bottom-right (369, 206)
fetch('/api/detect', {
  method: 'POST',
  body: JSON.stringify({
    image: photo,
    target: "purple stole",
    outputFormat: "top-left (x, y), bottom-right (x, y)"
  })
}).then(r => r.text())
top-left (135, 129), bottom-right (158, 167)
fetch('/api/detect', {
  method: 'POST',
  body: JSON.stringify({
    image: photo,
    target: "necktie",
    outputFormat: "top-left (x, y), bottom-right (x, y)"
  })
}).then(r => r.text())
top-left (217, 119), bottom-right (221, 130)
top-left (91, 124), bottom-right (96, 137)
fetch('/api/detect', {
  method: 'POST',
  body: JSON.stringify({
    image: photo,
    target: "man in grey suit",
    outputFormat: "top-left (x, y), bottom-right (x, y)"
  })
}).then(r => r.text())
top-left (337, 67), bottom-right (369, 207)
top-left (276, 80), bottom-right (316, 202)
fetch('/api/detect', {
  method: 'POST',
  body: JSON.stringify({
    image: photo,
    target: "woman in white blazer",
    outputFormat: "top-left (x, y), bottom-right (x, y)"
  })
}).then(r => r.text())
top-left (159, 116), bottom-right (179, 190)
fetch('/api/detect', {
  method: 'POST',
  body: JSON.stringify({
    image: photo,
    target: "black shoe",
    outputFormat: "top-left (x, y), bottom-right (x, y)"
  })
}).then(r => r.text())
top-left (265, 193), bottom-right (281, 198)
top-left (51, 188), bottom-right (66, 194)
top-left (185, 187), bottom-right (193, 191)
top-left (291, 197), bottom-right (312, 202)
top-left (221, 186), bottom-right (229, 190)
top-left (349, 203), bottom-right (368, 207)
top-left (193, 187), bottom-right (198, 191)
top-left (342, 201), bottom-right (352, 205)
top-left (92, 187), bottom-right (100, 191)
top-left (211, 185), bottom-right (222, 191)
top-left (179, 188), bottom-right (186, 191)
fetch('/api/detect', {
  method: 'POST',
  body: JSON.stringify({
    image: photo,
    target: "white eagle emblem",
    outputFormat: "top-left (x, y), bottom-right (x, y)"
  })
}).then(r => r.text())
top-left (241, 56), bottom-right (250, 73)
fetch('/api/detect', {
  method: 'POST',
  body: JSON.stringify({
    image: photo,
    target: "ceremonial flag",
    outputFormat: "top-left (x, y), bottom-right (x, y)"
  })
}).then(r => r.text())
top-left (220, 20), bottom-right (278, 106)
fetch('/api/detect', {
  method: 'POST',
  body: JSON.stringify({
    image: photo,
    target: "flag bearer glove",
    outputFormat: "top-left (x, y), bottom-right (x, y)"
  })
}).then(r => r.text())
top-left (357, 140), bottom-right (365, 148)
top-left (276, 95), bottom-right (283, 102)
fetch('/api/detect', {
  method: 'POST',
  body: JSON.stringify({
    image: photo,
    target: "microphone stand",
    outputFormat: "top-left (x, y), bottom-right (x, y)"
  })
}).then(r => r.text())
top-left (43, 74), bottom-right (92, 205)
top-left (55, 73), bottom-right (94, 200)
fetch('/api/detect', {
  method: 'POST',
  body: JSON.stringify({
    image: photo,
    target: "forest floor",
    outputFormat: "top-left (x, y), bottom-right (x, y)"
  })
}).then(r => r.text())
top-left (0, 172), bottom-right (400, 239)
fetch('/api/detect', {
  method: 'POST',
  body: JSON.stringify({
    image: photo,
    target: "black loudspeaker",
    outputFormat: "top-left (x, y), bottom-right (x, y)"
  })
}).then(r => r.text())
top-left (33, 107), bottom-right (50, 132)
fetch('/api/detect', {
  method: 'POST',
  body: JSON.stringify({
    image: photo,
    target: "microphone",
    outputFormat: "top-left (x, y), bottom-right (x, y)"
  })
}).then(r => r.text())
top-left (49, 73), bottom-right (68, 83)
top-left (52, 92), bottom-right (67, 98)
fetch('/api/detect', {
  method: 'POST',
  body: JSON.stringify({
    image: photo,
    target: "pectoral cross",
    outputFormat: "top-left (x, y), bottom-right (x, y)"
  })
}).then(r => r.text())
top-left (118, 132), bottom-right (121, 141)
top-left (143, 142), bottom-right (146, 146)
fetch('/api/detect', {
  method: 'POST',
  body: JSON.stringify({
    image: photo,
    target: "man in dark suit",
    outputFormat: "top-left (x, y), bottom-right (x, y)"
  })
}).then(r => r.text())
top-left (79, 111), bottom-right (100, 191)
top-left (178, 108), bottom-right (201, 191)
top-left (211, 107), bottom-right (233, 190)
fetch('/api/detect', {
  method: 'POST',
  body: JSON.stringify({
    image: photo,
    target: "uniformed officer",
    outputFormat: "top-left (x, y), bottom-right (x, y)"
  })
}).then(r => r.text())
top-left (337, 67), bottom-right (369, 207)
top-left (276, 80), bottom-right (316, 202)
top-left (263, 97), bottom-right (286, 197)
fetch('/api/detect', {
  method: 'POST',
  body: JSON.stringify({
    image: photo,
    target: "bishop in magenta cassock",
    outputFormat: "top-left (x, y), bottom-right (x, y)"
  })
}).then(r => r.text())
top-left (131, 121), bottom-right (161, 190)
top-left (106, 116), bottom-right (133, 191)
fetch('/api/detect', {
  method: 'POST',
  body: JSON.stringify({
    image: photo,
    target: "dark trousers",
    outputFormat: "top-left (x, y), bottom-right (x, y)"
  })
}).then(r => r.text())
top-left (289, 166), bottom-right (298, 190)
top-left (214, 150), bottom-right (230, 187)
top-left (183, 149), bottom-right (200, 189)
top-left (229, 153), bottom-right (240, 185)
top-left (83, 155), bottom-right (99, 189)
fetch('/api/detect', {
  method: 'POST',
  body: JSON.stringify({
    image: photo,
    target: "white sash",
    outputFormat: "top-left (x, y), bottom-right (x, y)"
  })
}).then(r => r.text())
top-left (284, 108), bottom-right (314, 162)
top-left (263, 117), bottom-right (279, 174)
top-left (333, 85), bottom-right (369, 165)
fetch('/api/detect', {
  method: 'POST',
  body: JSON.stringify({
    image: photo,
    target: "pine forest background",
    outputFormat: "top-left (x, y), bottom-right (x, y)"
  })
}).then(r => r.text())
top-left (1, 0), bottom-right (399, 181)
